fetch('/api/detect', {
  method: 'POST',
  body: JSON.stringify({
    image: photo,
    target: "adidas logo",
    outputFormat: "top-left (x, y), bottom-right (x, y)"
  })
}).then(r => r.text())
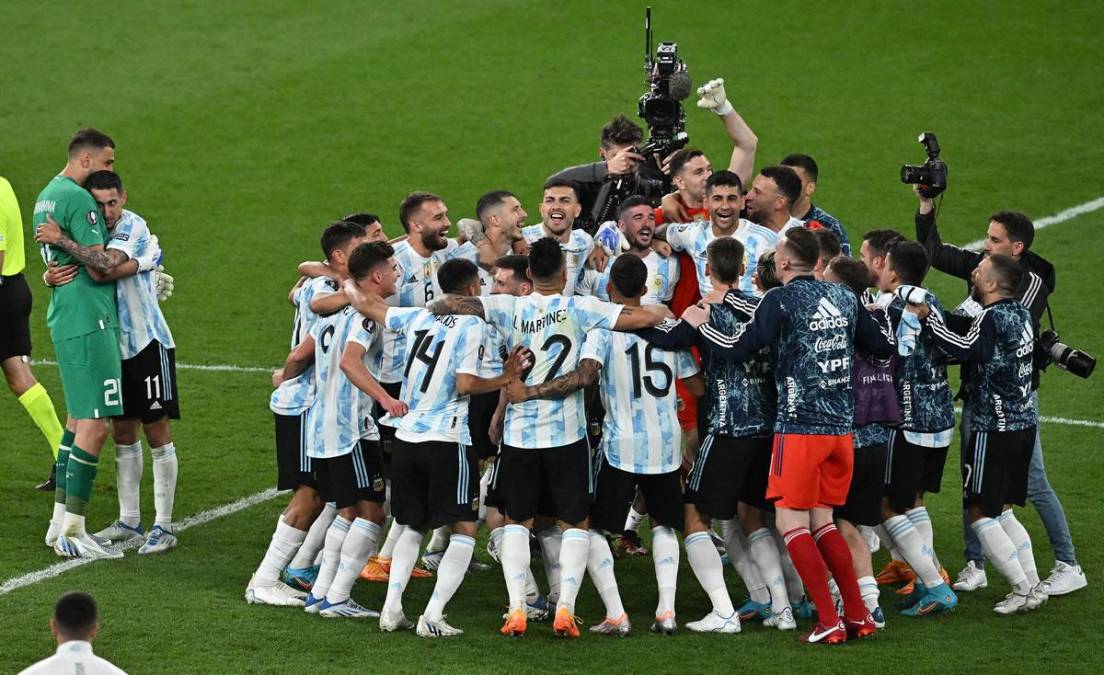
top-left (149, 401), bottom-right (162, 410)
top-left (407, 274), bottom-right (418, 283)
top-left (808, 297), bottom-right (849, 331)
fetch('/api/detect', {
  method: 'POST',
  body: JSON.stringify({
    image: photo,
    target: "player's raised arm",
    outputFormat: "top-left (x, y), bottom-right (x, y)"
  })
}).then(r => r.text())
top-left (696, 77), bottom-right (758, 189)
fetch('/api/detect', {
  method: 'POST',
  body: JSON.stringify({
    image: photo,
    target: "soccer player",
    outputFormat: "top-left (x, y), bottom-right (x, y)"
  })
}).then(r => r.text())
top-left (679, 228), bottom-right (893, 644)
top-left (812, 229), bottom-right (842, 280)
top-left (246, 220), bottom-right (370, 605)
top-left (428, 237), bottom-right (667, 637)
top-left (909, 255), bottom-right (1045, 614)
top-left (31, 128), bottom-right (125, 560)
top-left (345, 258), bottom-right (528, 636)
top-left (0, 175), bottom-right (65, 491)
top-left (576, 197), bottom-right (679, 304)
top-left (509, 255), bottom-right (701, 636)
top-left (276, 241), bottom-right (403, 618)
top-left (874, 242), bottom-right (958, 615)
top-left (39, 171), bottom-right (180, 554)
top-left (518, 179), bottom-right (595, 297)
top-left (17, 592), bottom-right (125, 675)
top-left (781, 154), bottom-right (852, 256)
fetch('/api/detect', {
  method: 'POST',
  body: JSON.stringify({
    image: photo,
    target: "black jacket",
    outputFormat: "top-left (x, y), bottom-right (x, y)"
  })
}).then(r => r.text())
top-left (548, 161), bottom-right (669, 233)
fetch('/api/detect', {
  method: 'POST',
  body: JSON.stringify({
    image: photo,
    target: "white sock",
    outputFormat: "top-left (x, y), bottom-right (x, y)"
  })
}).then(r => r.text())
top-left (382, 526), bottom-right (423, 615)
top-left (557, 528), bottom-right (590, 614)
top-left (490, 526), bottom-right (504, 558)
top-left (972, 517), bottom-right (1030, 593)
top-left (524, 567), bottom-right (541, 602)
top-left (778, 541), bottom-right (805, 600)
top-left (477, 469), bottom-right (491, 526)
top-left (651, 525), bottom-right (679, 616)
top-left (748, 527), bottom-right (790, 613)
top-left (906, 506), bottom-right (941, 569)
top-left (115, 442), bottom-right (143, 527)
top-left (50, 502), bottom-right (67, 529)
top-left (501, 524), bottom-right (531, 611)
top-left (423, 534), bottom-right (476, 622)
top-left (150, 442), bottom-right (178, 528)
top-left (326, 518), bottom-right (381, 604)
top-left (586, 531), bottom-right (624, 619)
top-left (884, 515), bottom-right (943, 588)
top-left (311, 516), bottom-right (351, 600)
top-left (253, 521), bottom-right (307, 587)
top-left (61, 512), bottom-right (86, 537)
top-left (378, 521), bottom-right (406, 561)
top-left (427, 525), bottom-right (450, 554)
top-left (873, 523), bottom-right (902, 560)
top-left (998, 511), bottom-right (1039, 586)
top-left (623, 506), bottom-right (646, 534)
top-left (289, 502), bottom-right (336, 569)
top-left (685, 531), bottom-right (734, 617)
top-left (722, 519), bottom-right (769, 604)
top-left (858, 575), bottom-right (880, 612)
top-left (537, 526), bottom-right (562, 604)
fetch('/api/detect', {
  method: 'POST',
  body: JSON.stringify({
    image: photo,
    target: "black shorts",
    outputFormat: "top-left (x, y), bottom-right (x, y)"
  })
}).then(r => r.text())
top-left (884, 429), bottom-right (949, 513)
top-left (116, 340), bottom-right (180, 423)
top-left (684, 433), bottom-right (756, 520)
top-left (468, 392), bottom-right (499, 460)
top-left (314, 439), bottom-right (387, 508)
top-left (274, 412), bottom-right (316, 491)
top-left (837, 443), bottom-right (888, 526)
top-left (390, 437), bottom-right (479, 529)
top-left (0, 273), bottom-right (32, 361)
top-left (738, 435), bottom-right (774, 512)
top-left (374, 381), bottom-right (402, 444)
top-left (499, 439), bottom-right (593, 524)
top-left (590, 457), bottom-right (684, 533)
top-left (962, 427), bottom-right (1035, 518)
top-left (485, 455), bottom-right (505, 510)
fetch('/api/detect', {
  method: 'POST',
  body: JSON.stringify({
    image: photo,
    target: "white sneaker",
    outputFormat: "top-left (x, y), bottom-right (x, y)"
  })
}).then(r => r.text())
top-left (1040, 561), bottom-right (1088, 596)
top-left (245, 576), bottom-right (306, 607)
top-left (1025, 584), bottom-right (1049, 611)
top-left (763, 606), bottom-right (797, 631)
top-left (685, 610), bottom-right (741, 634)
top-left (416, 615), bottom-right (463, 638)
top-left (319, 598), bottom-right (379, 619)
top-left (993, 591), bottom-right (1029, 615)
top-left (53, 533), bottom-right (124, 560)
top-left (379, 609), bottom-right (415, 632)
top-left (138, 525), bottom-right (177, 555)
top-left (95, 520), bottom-right (145, 543)
top-left (420, 550), bottom-right (445, 571)
top-left (953, 561), bottom-right (988, 591)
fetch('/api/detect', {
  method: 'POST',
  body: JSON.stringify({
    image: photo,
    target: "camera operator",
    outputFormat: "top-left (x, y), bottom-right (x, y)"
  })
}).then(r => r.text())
top-left (912, 186), bottom-right (1087, 597)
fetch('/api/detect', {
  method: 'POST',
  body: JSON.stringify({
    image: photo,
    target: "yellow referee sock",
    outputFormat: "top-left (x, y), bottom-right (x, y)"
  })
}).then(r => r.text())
top-left (17, 383), bottom-right (64, 459)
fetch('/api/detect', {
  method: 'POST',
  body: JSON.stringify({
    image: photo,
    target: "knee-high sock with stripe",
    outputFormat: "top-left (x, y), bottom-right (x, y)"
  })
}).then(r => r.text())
top-left (749, 527), bottom-right (790, 613)
top-left (782, 527), bottom-right (836, 624)
top-left (290, 502), bottom-right (337, 569)
top-left (254, 520), bottom-right (308, 586)
top-left (537, 526), bottom-right (563, 604)
top-left (326, 518), bottom-right (381, 604)
top-left (377, 520), bottom-right (406, 561)
top-left (424, 533), bottom-right (476, 622)
top-left (18, 383), bottom-right (63, 458)
top-left (651, 525), bottom-right (679, 616)
top-left (500, 524), bottom-right (531, 611)
top-left (998, 510), bottom-right (1039, 586)
top-left (62, 446), bottom-right (100, 536)
top-left (151, 442), bottom-right (178, 528)
top-left (812, 523), bottom-right (866, 621)
top-left (382, 526), bottom-right (424, 615)
top-left (905, 506), bottom-right (941, 569)
top-left (685, 530), bottom-right (735, 617)
top-left (114, 442), bottom-right (143, 527)
top-left (310, 516), bottom-right (352, 600)
top-left (50, 430), bottom-right (75, 531)
top-left (884, 514), bottom-right (944, 588)
top-left (971, 517), bottom-right (1030, 594)
top-left (722, 519), bottom-right (770, 604)
top-left (557, 528), bottom-right (590, 614)
top-left (586, 531), bottom-right (624, 619)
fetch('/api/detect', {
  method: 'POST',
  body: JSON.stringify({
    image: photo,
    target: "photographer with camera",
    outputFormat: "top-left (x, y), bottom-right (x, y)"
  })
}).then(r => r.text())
top-left (909, 144), bottom-right (1088, 597)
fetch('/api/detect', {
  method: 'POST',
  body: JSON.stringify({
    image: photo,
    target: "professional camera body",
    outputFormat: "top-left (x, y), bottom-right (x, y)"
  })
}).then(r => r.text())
top-left (901, 132), bottom-right (948, 198)
top-left (1037, 328), bottom-right (1096, 378)
top-left (636, 8), bottom-right (690, 164)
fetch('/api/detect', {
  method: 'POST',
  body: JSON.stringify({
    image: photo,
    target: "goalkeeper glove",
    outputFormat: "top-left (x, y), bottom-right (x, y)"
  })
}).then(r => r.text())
top-left (696, 78), bottom-right (733, 116)
top-left (154, 265), bottom-right (175, 302)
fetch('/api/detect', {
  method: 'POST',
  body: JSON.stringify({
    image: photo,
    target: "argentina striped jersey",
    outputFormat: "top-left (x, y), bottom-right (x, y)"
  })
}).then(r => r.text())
top-left (520, 225), bottom-right (594, 296)
top-left (575, 250), bottom-right (679, 305)
top-left (105, 210), bottom-right (174, 359)
top-left (269, 275), bottom-right (339, 415)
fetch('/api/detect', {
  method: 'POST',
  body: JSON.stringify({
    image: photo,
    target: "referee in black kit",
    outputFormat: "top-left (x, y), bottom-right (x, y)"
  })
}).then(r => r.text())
top-left (0, 175), bottom-right (66, 490)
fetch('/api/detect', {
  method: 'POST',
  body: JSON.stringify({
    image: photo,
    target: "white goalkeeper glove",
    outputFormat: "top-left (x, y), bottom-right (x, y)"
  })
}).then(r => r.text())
top-left (696, 78), bottom-right (733, 116)
top-left (593, 220), bottom-right (629, 256)
top-left (456, 218), bottom-right (485, 244)
top-left (154, 265), bottom-right (175, 302)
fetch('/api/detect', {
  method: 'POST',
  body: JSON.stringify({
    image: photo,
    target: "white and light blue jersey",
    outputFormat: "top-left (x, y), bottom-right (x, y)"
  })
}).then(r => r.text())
top-left (105, 209), bottom-right (173, 359)
top-left (575, 250), bottom-right (679, 305)
top-left (482, 293), bottom-right (622, 449)
top-left (735, 218), bottom-right (801, 295)
top-left (306, 306), bottom-right (380, 459)
top-left (667, 217), bottom-right (801, 296)
top-left (371, 239), bottom-right (474, 383)
top-left (379, 307), bottom-right (485, 444)
top-left (269, 275), bottom-right (339, 415)
top-left (521, 224), bottom-right (594, 297)
top-left (582, 329), bottom-right (698, 474)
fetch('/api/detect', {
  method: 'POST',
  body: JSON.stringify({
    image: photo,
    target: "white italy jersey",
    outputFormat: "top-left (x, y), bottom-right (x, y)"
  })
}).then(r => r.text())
top-left (379, 307), bottom-right (486, 444)
top-left (269, 275), bottom-right (338, 415)
top-left (306, 306), bottom-right (380, 459)
top-left (105, 210), bottom-right (174, 359)
top-left (521, 224), bottom-right (594, 296)
top-left (582, 329), bottom-right (699, 474)
top-left (735, 217), bottom-right (802, 295)
top-left (370, 238), bottom-right (477, 383)
top-left (482, 293), bottom-right (622, 449)
top-left (575, 250), bottom-right (679, 305)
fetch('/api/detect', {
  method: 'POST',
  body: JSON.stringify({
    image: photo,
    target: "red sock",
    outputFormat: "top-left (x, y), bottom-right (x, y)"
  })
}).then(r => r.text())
top-left (782, 527), bottom-right (838, 625)
top-left (813, 523), bottom-right (866, 622)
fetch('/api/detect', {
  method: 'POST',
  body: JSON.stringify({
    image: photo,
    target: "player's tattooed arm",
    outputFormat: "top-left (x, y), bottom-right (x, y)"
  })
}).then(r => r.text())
top-left (428, 294), bottom-right (487, 319)
top-left (35, 215), bottom-right (127, 278)
top-left (612, 303), bottom-right (671, 330)
top-left (506, 359), bottom-right (601, 403)
top-left (458, 346), bottom-right (534, 396)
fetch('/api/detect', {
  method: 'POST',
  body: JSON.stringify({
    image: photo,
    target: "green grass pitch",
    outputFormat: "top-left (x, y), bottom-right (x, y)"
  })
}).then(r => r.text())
top-left (1, 1), bottom-right (1102, 672)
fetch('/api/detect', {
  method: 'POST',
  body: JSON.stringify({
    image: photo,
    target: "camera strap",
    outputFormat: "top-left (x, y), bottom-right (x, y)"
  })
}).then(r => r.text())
top-left (1045, 303), bottom-right (1057, 332)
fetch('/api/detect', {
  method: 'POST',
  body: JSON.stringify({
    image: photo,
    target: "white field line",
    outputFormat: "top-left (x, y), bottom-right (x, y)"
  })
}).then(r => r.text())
top-left (961, 195), bottom-right (1104, 250)
top-left (32, 359), bottom-right (273, 374)
top-left (0, 488), bottom-right (281, 596)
